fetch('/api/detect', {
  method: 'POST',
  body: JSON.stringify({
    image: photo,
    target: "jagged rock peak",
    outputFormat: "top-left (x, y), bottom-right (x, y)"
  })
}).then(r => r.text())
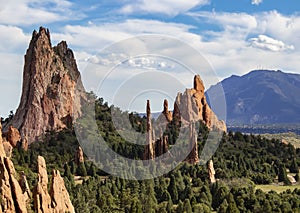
top-left (31, 27), bottom-right (51, 48)
top-left (173, 75), bottom-right (226, 132)
top-left (5, 26), bottom-right (85, 143)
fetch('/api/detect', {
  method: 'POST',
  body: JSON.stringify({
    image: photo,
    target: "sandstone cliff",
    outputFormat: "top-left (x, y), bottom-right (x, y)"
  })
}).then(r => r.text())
top-left (4, 27), bottom-right (85, 143)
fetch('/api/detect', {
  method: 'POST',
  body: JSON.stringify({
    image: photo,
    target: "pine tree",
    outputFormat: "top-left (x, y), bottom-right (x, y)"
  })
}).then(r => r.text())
top-left (289, 158), bottom-right (299, 173)
top-left (183, 199), bottom-right (192, 213)
top-left (226, 193), bottom-right (240, 213)
top-left (278, 164), bottom-right (291, 185)
top-left (77, 162), bottom-right (87, 176)
top-left (168, 175), bottom-right (178, 203)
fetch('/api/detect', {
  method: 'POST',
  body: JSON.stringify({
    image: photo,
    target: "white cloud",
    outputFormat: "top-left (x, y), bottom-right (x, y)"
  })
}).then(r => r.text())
top-left (0, 25), bottom-right (30, 53)
top-left (0, 0), bottom-right (80, 25)
top-left (251, 0), bottom-right (263, 5)
top-left (119, 0), bottom-right (210, 16)
top-left (249, 35), bottom-right (294, 52)
top-left (187, 11), bottom-right (257, 31)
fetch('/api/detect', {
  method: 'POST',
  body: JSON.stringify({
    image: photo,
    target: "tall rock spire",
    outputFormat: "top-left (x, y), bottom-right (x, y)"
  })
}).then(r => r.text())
top-left (4, 27), bottom-right (85, 143)
top-left (143, 100), bottom-right (155, 160)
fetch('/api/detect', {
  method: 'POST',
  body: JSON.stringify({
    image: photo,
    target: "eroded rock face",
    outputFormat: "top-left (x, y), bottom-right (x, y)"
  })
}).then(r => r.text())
top-left (185, 122), bottom-right (199, 164)
top-left (207, 160), bottom-right (216, 183)
top-left (5, 27), bottom-right (85, 143)
top-left (143, 100), bottom-right (155, 160)
top-left (173, 75), bottom-right (226, 132)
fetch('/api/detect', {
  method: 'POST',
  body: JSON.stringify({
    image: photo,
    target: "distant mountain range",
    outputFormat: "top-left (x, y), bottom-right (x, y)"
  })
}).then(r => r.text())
top-left (206, 70), bottom-right (300, 125)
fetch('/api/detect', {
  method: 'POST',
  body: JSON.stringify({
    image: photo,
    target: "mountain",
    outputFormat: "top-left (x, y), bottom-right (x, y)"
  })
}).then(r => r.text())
top-left (3, 27), bottom-right (86, 143)
top-left (206, 70), bottom-right (300, 125)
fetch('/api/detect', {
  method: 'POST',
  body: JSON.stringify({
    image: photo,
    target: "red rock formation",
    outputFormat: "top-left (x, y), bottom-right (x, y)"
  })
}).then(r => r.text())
top-left (173, 75), bottom-right (226, 132)
top-left (19, 171), bottom-right (30, 198)
top-left (4, 27), bottom-right (85, 143)
top-left (34, 156), bottom-right (75, 213)
top-left (143, 100), bottom-right (155, 160)
top-left (162, 99), bottom-right (172, 122)
top-left (156, 134), bottom-right (169, 157)
top-left (7, 125), bottom-right (21, 147)
top-left (207, 160), bottom-right (216, 183)
top-left (34, 156), bottom-right (52, 213)
top-left (50, 170), bottom-right (75, 213)
top-left (75, 146), bottom-right (84, 164)
top-left (0, 123), bottom-right (29, 212)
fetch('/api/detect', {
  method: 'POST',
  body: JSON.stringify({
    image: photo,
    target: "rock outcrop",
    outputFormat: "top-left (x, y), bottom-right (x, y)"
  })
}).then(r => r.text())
top-left (75, 146), bottom-right (84, 164)
top-left (143, 100), bottom-right (155, 160)
top-left (34, 156), bottom-right (52, 212)
top-left (19, 171), bottom-right (31, 198)
top-left (33, 156), bottom-right (75, 213)
top-left (0, 122), bottom-right (74, 213)
top-left (0, 123), bottom-right (29, 212)
top-left (4, 27), bottom-right (85, 143)
top-left (161, 99), bottom-right (172, 122)
top-left (207, 160), bottom-right (216, 183)
top-left (173, 75), bottom-right (226, 132)
top-left (156, 134), bottom-right (169, 157)
top-left (7, 125), bottom-right (21, 148)
top-left (50, 170), bottom-right (75, 213)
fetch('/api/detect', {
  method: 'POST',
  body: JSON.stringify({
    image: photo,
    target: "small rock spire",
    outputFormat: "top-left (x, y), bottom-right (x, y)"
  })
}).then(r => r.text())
top-left (208, 160), bottom-right (216, 183)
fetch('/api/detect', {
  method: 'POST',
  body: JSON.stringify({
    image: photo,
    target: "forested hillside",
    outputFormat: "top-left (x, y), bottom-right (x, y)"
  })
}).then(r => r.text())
top-left (9, 97), bottom-right (300, 212)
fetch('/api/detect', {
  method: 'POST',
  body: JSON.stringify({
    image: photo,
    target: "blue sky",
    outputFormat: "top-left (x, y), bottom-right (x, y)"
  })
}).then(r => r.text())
top-left (0, 0), bottom-right (300, 115)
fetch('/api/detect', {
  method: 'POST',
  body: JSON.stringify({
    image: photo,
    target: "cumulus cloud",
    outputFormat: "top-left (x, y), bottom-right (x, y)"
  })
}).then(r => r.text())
top-left (251, 0), bottom-right (263, 5)
top-left (119, 0), bottom-right (210, 16)
top-left (249, 35), bottom-right (295, 52)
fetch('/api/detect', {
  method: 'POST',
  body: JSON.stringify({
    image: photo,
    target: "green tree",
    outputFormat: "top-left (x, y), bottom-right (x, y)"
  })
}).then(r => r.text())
top-left (278, 164), bottom-right (291, 185)
top-left (183, 199), bottom-right (192, 213)
top-left (289, 158), bottom-right (299, 173)
top-left (76, 162), bottom-right (87, 176)
top-left (226, 193), bottom-right (240, 213)
top-left (168, 175), bottom-right (178, 203)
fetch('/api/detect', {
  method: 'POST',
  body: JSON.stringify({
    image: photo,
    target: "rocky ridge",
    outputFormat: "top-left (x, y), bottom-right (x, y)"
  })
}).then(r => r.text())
top-left (4, 27), bottom-right (85, 143)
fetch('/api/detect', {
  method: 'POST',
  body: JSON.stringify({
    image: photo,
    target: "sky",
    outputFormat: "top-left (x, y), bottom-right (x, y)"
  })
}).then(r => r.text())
top-left (0, 0), bottom-right (300, 116)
